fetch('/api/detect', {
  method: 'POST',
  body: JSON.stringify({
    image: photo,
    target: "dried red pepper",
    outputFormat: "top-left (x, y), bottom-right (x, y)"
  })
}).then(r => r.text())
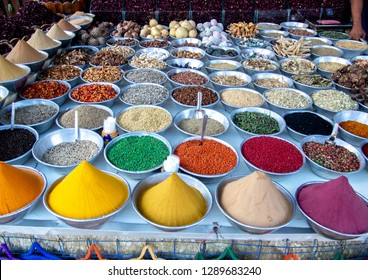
top-left (70, 84), bottom-right (117, 103)
top-left (21, 81), bottom-right (69, 99)
top-left (363, 144), bottom-right (368, 158)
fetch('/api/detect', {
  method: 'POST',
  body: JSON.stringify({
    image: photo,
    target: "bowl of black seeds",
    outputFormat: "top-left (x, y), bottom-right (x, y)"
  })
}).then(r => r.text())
top-left (283, 110), bottom-right (334, 141)
top-left (0, 125), bottom-right (39, 165)
top-left (0, 99), bottom-right (59, 134)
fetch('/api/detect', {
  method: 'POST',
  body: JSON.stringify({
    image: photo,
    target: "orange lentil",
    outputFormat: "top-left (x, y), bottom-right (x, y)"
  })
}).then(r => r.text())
top-left (339, 120), bottom-right (368, 138)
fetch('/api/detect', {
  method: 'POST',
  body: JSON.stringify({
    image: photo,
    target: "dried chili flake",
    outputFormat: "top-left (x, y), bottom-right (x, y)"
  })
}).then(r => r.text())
top-left (21, 81), bottom-right (69, 99)
top-left (71, 84), bottom-right (117, 102)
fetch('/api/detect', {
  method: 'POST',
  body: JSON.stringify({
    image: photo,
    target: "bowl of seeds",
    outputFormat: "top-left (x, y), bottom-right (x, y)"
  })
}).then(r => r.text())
top-left (170, 85), bottom-right (220, 109)
top-left (256, 22), bottom-right (282, 31)
top-left (334, 40), bottom-right (368, 59)
top-left (241, 58), bottom-right (279, 76)
top-left (310, 45), bottom-right (344, 59)
top-left (279, 58), bottom-right (316, 77)
top-left (204, 60), bottom-right (242, 73)
top-left (219, 88), bottom-right (265, 112)
top-left (252, 73), bottom-right (294, 93)
top-left (291, 74), bottom-right (334, 94)
top-left (167, 68), bottom-right (209, 88)
top-left (123, 68), bottom-right (167, 85)
top-left (119, 83), bottom-right (169, 106)
top-left (304, 36), bottom-right (332, 46)
top-left (209, 71), bottom-right (251, 91)
top-left (288, 28), bottom-right (317, 40)
top-left (313, 56), bottom-right (351, 79)
top-left (37, 65), bottom-right (82, 88)
top-left (139, 39), bottom-right (171, 49)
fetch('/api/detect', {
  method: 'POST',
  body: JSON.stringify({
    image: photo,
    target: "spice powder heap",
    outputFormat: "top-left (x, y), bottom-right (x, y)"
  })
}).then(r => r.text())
top-left (137, 172), bottom-right (207, 227)
top-left (220, 171), bottom-right (293, 227)
top-left (47, 161), bottom-right (129, 219)
top-left (6, 40), bottom-right (46, 64)
top-left (0, 162), bottom-right (44, 216)
top-left (339, 120), bottom-right (368, 138)
top-left (46, 24), bottom-right (71, 40)
top-left (57, 19), bottom-right (79, 31)
top-left (27, 29), bottom-right (60, 50)
top-left (297, 176), bottom-right (368, 234)
top-left (0, 55), bottom-right (28, 82)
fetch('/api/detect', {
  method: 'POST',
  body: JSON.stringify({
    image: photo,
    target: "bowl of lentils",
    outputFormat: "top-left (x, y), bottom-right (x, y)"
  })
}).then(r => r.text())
top-left (291, 74), bottom-right (334, 94)
top-left (209, 71), bottom-right (251, 91)
top-left (119, 83), bottom-right (169, 106)
top-left (167, 68), bottom-right (209, 88)
top-left (38, 65), bottom-right (82, 88)
top-left (220, 88), bottom-right (265, 112)
top-left (80, 66), bottom-right (124, 85)
top-left (123, 68), bottom-right (167, 85)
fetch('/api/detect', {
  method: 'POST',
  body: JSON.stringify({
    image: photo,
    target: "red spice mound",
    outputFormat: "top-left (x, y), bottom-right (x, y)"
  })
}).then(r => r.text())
top-left (71, 84), bottom-right (117, 102)
top-left (241, 136), bottom-right (304, 173)
top-left (298, 176), bottom-right (368, 234)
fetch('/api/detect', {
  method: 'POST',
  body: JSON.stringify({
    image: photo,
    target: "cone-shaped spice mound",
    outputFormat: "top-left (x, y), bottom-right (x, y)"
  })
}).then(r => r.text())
top-left (137, 172), bottom-right (207, 227)
top-left (220, 171), bottom-right (293, 228)
top-left (28, 29), bottom-right (60, 50)
top-left (6, 40), bottom-right (46, 64)
top-left (47, 161), bottom-right (129, 219)
top-left (0, 55), bottom-right (28, 82)
top-left (46, 24), bottom-right (71, 40)
top-left (0, 162), bottom-right (44, 215)
top-left (298, 176), bottom-right (368, 234)
top-left (57, 19), bottom-right (79, 31)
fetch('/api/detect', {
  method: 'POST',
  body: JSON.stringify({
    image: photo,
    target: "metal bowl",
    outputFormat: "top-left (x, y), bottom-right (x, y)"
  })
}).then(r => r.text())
top-left (288, 28), bottom-right (317, 40)
top-left (219, 88), bottom-right (265, 112)
top-left (139, 39), bottom-right (171, 50)
top-left (279, 58), bottom-right (316, 77)
top-left (106, 37), bottom-right (140, 49)
top-left (170, 85), bottom-right (220, 109)
top-left (20, 80), bottom-right (71, 106)
top-left (351, 55), bottom-right (368, 63)
top-left (209, 71), bottom-right (251, 91)
top-left (135, 47), bottom-right (170, 61)
top-left (318, 31), bottom-right (351, 42)
top-left (231, 107), bottom-right (286, 139)
top-left (132, 172), bottom-right (213, 232)
top-left (68, 16), bottom-right (93, 30)
top-left (170, 46), bottom-right (206, 61)
top-left (241, 47), bottom-right (275, 60)
top-left (205, 46), bottom-right (240, 60)
top-left (174, 108), bottom-right (229, 137)
top-left (313, 56), bottom-right (351, 79)
top-left (80, 66), bottom-right (124, 85)
top-left (252, 73), bottom-right (294, 93)
top-left (90, 49), bottom-right (134, 69)
top-left (167, 68), bottom-right (209, 87)
top-left (280, 22), bottom-right (308, 30)
top-left (43, 171), bottom-right (130, 229)
top-left (0, 124), bottom-right (39, 165)
top-left (0, 86), bottom-right (9, 109)
top-left (300, 135), bottom-right (366, 179)
top-left (0, 64), bottom-right (30, 92)
top-left (295, 181), bottom-right (368, 239)
top-left (263, 88), bottom-right (313, 115)
top-left (310, 45), bottom-right (344, 60)
top-left (37, 39), bottom-right (61, 58)
top-left (123, 68), bottom-right (167, 85)
top-left (171, 38), bottom-right (202, 48)
top-left (240, 135), bottom-right (305, 176)
top-left (256, 22), bottom-right (282, 31)
top-left (54, 45), bottom-right (98, 70)
top-left (119, 83), bottom-right (169, 106)
top-left (334, 40), bottom-right (368, 59)
top-left (0, 166), bottom-right (46, 224)
top-left (104, 132), bottom-right (172, 180)
top-left (291, 74), bottom-right (334, 94)
top-left (304, 36), bottom-right (332, 46)
top-left (360, 139), bottom-right (368, 170)
top-left (166, 58), bottom-right (204, 70)
top-left (283, 110), bottom-right (334, 142)
top-left (204, 60), bottom-right (242, 73)
top-left (0, 99), bottom-right (59, 134)
top-left (56, 31), bottom-right (76, 48)
top-left (173, 136), bottom-right (239, 182)
top-left (236, 38), bottom-right (269, 49)
top-left (334, 110), bottom-right (368, 147)
top-left (334, 82), bottom-right (352, 94)
top-left (38, 65), bottom-right (82, 88)
top-left (69, 82), bottom-right (120, 107)
top-left (241, 58), bottom-right (280, 76)
top-left (56, 104), bottom-right (114, 131)
top-left (216, 175), bottom-right (296, 234)
top-left (259, 30), bottom-right (289, 42)
top-left (116, 105), bottom-right (172, 134)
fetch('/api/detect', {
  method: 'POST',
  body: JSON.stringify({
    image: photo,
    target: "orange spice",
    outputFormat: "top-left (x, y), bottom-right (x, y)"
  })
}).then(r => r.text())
top-left (339, 120), bottom-right (368, 138)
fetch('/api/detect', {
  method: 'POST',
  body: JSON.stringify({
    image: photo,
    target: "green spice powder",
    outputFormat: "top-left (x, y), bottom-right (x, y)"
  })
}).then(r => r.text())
top-left (107, 136), bottom-right (170, 171)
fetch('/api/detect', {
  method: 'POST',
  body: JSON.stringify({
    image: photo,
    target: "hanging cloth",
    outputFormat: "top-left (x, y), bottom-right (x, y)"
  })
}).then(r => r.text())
top-left (20, 242), bottom-right (60, 260)
top-left (130, 245), bottom-right (165, 260)
top-left (78, 244), bottom-right (107, 260)
top-left (213, 247), bottom-right (240, 260)
top-left (0, 243), bottom-right (18, 260)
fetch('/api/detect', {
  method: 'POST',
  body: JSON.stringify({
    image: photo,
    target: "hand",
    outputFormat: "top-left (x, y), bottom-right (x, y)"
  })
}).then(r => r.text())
top-left (350, 25), bottom-right (366, 40)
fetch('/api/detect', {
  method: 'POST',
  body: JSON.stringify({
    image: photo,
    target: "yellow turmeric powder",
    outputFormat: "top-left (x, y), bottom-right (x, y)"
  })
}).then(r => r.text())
top-left (0, 162), bottom-right (44, 216)
top-left (339, 120), bottom-right (368, 138)
top-left (137, 172), bottom-right (207, 227)
top-left (47, 161), bottom-right (129, 219)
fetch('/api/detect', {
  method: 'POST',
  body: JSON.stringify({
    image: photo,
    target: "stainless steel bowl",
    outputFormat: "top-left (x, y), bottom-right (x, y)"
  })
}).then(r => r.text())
top-left (38, 65), bottom-right (82, 88)
top-left (288, 28), bottom-right (317, 40)
top-left (283, 110), bottom-right (334, 142)
top-left (15, 50), bottom-right (48, 73)
top-left (313, 56), bottom-right (351, 79)
top-left (80, 66), bottom-right (124, 85)
top-left (0, 64), bottom-right (30, 92)
top-left (171, 38), bottom-right (202, 48)
top-left (0, 166), bottom-right (46, 224)
top-left (68, 16), bottom-right (93, 30)
top-left (280, 22), bottom-right (308, 30)
top-left (119, 83), bottom-right (169, 106)
top-left (296, 181), bottom-right (368, 240)
top-left (209, 71), bottom-right (251, 91)
top-left (0, 99), bottom-right (59, 134)
top-left (170, 46), bottom-right (206, 61)
top-left (291, 74), bottom-right (334, 94)
top-left (204, 59), bottom-right (242, 73)
top-left (310, 45), bottom-right (344, 59)
top-left (333, 40), bottom-right (368, 59)
top-left (241, 58), bottom-right (280, 76)
top-left (32, 128), bottom-right (104, 172)
top-left (90, 48), bottom-right (134, 69)
top-left (167, 68), bottom-right (209, 87)
top-left (123, 68), bottom-right (167, 85)
top-left (43, 171), bottom-right (130, 229)
top-left (135, 47), bottom-right (170, 61)
top-left (55, 45), bottom-right (99, 70)
top-left (0, 86), bottom-right (9, 109)
top-left (274, 51), bottom-right (311, 61)
top-left (360, 139), bottom-right (368, 170)
top-left (252, 72), bottom-right (294, 93)
top-left (219, 87), bottom-right (265, 112)
top-left (132, 172), bottom-right (213, 232)
top-left (139, 39), bottom-right (171, 50)
top-left (173, 136), bottom-right (239, 183)
top-left (231, 107), bottom-right (286, 138)
top-left (334, 110), bottom-right (368, 147)
top-left (174, 108), bottom-right (229, 137)
top-left (304, 36), bottom-right (332, 46)
top-left (39, 39), bottom-right (62, 58)
top-left (263, 87), bottom-right (313, 115)
top-left (256, 22), bottom-right (282, 31)
top-left (351, 55), bottom-right (368, 63)
top-left (236, 38), bottom-right (269, 49)
top-left (241, 47), bottom-right (276, 60)
top-left (128, 56), bottom-right (167, 71)
top-left (279, 58), bottom-right (316, 77)
top-left (56, 104), bottom-right (114, 131)
top-left (0, 124), bottom-right (39, 165)
top-left (56, 31), bottom-right (76, 48)
top-left (259, 30), bottom-right (289, 42)
top-left (106, 37), bottom-right (140, 49)
top-left (205, 46), bottom-right (240, 60)
top-left (334, 82), bottom-right (351, 94)
top-left (69, 82), bottom-right (120, 107)
top-left (216, 175), bottom-right (296, 234)
top-left (318, 31), bottom-right (351, 42)
top-left (104, 132), bottom-right (172, 180)
top-left (170, 85), bottom-right (220, 109)
top-left (300, 135), bottom-right (366, 179)
top-left (166, 58), bottom-right (204, 70)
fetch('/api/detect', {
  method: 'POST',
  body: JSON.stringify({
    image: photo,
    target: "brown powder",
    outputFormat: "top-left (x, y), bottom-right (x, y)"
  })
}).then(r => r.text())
top-left (27, 29), bottom-right (60, 50)
top-left (0, 55), bottom-right (28, 82)
top-left (57, 19), bottom-right (79, 31)
top-left (219, 171), bottom-right (293, 228)
top-left (46, 24), bottom-right (72, 40)
top-left (69, 18), bottom-right (91, 26)
top-left (6, 40), bottom-right (47, 64)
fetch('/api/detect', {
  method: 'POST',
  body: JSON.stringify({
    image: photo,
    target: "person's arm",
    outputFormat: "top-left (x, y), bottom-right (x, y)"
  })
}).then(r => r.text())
top-left (350, 0), bottom-right (366, 40)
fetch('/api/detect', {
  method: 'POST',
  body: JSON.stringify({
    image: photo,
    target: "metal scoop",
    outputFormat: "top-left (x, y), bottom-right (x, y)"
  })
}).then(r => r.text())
top-left (325, 123), bottom-right (339, 145)
top-left (195, 91), bottom-right (205, 119)
top-left (199, 113), bottom-right (208, 145)
top-left (74, 110), bottom-right (79, 142)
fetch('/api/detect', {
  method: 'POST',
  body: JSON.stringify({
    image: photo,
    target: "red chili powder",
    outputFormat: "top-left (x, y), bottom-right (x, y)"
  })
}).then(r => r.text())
top-left (241, 136), bottom-right (303, 173)
top-left (363, 143), bottom-right (368, 158)
top-left (297, 176), bottom-right (368, 234)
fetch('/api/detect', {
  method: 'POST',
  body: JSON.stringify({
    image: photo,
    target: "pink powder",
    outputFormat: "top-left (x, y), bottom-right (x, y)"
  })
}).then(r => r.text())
top-left (297, 176), bottom-right (368, 234)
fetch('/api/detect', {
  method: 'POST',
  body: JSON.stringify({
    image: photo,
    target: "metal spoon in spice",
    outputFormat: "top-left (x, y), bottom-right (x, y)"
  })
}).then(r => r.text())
top-left (325, 123), bottom-right (339, 145)
top-left (10, 102), bottom-right (15, 130)
top-left (74, 110), bottom-right (79, 142)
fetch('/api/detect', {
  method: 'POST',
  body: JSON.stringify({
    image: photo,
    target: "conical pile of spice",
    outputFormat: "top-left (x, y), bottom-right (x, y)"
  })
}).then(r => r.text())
top-left (6, 40), bottom-right (46, 64)
top-left (219, 171), bottom-right (293, 228)
top-left (27, 29), bottom-right (60, 50)
top-left (0, 162), bottom-right (44, 216)
top-left (46, 161), bottom-right (129, 219)
top-left (46, 24), bottom-right (72, 40)
top-left (297, 176), bottom-right (368, 234)
top-left (0, 55), bottom-right (28, 82)
top-left (57, 19), bottom-right (79, 31)
top-left (137, 172), bottom-right (207, 227)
